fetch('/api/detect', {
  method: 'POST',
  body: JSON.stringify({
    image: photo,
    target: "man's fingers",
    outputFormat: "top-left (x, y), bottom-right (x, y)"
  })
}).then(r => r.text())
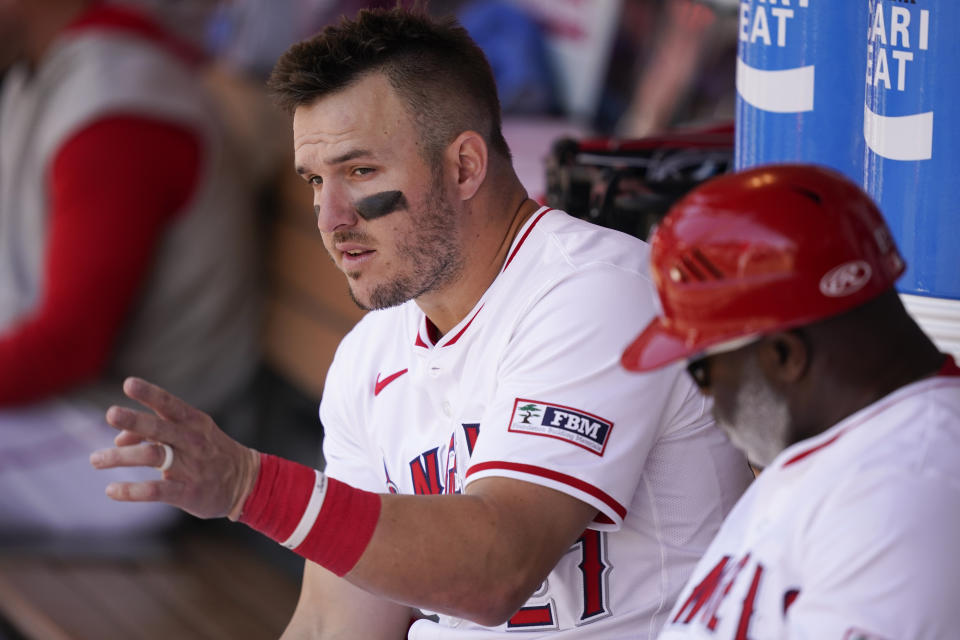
top-left (95, 379), bottom-right (239, 520)
top-left (114, 429), bottom-right (145, 447)
top-left (105, 479), bottom-right (181, 503)
top-left (105, 405), bottom-right (172, 444)
top-left (91, 442), bottom-right (166, 470)
top-left (123, 377), bottom-right (196, 422)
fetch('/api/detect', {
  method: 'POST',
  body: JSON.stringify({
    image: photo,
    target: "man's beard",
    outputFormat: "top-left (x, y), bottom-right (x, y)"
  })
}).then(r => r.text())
top-left (347, 180), bottom-right (464, 311)
top-left (717, 357), bottom-right (792, 468)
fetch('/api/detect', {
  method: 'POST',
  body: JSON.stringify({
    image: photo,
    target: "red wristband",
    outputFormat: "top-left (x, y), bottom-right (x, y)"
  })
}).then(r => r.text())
top-left (239, 453), bottom-right (381, 577)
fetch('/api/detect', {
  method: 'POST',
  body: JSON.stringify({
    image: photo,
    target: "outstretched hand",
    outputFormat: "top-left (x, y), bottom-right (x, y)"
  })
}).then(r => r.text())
top-left (90, 377), bottom-right (260, 520)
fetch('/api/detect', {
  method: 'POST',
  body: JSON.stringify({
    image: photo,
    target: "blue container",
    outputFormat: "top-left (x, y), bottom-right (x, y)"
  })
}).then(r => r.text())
top-left (735, 0), bottom-right (869, 183)
top-left (863, 0), bottom-right (960, 299)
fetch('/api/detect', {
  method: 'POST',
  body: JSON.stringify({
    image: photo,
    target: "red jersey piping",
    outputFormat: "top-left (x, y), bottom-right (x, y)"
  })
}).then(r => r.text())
top-left (444, 304), bottom-right (484, 347)
top-left (939, 354), bottom-right (960, 376)
top-left (502, 208), bottom-right (552, 272)
top-left (414, 304), bottom-right (485, 349)
top-left (466, 461), bottom-right (627, 520)
top-left (415, 318), bottom-right (440, 348)
top-left (780, 432), bottom-right (844, 468)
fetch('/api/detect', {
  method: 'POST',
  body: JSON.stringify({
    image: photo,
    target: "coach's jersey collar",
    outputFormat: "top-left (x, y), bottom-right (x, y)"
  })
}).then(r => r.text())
top-left (779, 354), bottom-right (960, 468)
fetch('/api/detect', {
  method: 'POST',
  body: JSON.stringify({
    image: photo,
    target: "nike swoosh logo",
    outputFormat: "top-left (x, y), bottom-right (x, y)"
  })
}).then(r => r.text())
top-left (374, 368), bottom-right (408, 396)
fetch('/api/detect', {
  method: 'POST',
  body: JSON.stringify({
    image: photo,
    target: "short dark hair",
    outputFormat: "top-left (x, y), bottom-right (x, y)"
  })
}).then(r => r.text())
top-left (268, 7), bottom-right (511, 162)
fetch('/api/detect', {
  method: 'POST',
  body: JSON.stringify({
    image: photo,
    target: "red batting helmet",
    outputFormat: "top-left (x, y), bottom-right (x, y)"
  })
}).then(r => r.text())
top-left (622, 164), bottom-right (905, 372)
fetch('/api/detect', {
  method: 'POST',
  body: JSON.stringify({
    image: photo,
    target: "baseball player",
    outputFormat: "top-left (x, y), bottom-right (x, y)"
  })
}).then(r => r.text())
top-left (622, 164), bottom-right (960, 638)
top-left (91, 7), bottom-right (753, 639)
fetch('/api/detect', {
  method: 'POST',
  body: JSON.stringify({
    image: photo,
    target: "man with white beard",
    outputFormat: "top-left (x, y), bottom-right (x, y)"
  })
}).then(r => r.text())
top-left (622, 163), bottom-right (960, 639)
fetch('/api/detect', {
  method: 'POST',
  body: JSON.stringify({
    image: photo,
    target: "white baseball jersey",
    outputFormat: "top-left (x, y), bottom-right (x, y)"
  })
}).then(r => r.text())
top-left (657, 358), bottom-right (960, 640)
top-left (321, 207), bottom-right (754, 639)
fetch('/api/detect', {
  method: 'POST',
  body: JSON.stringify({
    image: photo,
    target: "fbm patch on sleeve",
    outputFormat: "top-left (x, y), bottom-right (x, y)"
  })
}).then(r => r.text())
top-left (508, 398), bottom-right (613, 456)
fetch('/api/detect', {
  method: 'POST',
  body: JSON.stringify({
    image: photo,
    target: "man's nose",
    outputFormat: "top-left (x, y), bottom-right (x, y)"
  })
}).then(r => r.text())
top-left (314, 182), bottom-right (359, 233)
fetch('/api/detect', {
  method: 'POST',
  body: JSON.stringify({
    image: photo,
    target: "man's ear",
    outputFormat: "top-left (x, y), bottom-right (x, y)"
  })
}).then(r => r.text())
top-left (446, 130), bottom-right (487, 202)
top-left (757, 331), bottom-right (810, 384)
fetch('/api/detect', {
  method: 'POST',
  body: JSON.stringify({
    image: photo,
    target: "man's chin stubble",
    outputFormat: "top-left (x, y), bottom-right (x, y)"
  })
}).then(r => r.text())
top-left (347, 277), bottom-right (416, 311)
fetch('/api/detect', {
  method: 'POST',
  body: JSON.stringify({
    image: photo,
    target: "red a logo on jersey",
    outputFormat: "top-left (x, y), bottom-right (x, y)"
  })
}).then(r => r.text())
top-left (670, 553), bottom-right (764, 639)
top-left (407, 423), bottom-right (481, 496)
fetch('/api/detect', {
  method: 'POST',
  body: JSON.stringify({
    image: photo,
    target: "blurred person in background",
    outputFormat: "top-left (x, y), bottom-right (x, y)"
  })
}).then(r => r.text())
top-left (0, 0), bottom-right (259, 540)
top-left (200, 0), bottom-right (397, 80)
top-left (612, 0), bottom-right (739, 137)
